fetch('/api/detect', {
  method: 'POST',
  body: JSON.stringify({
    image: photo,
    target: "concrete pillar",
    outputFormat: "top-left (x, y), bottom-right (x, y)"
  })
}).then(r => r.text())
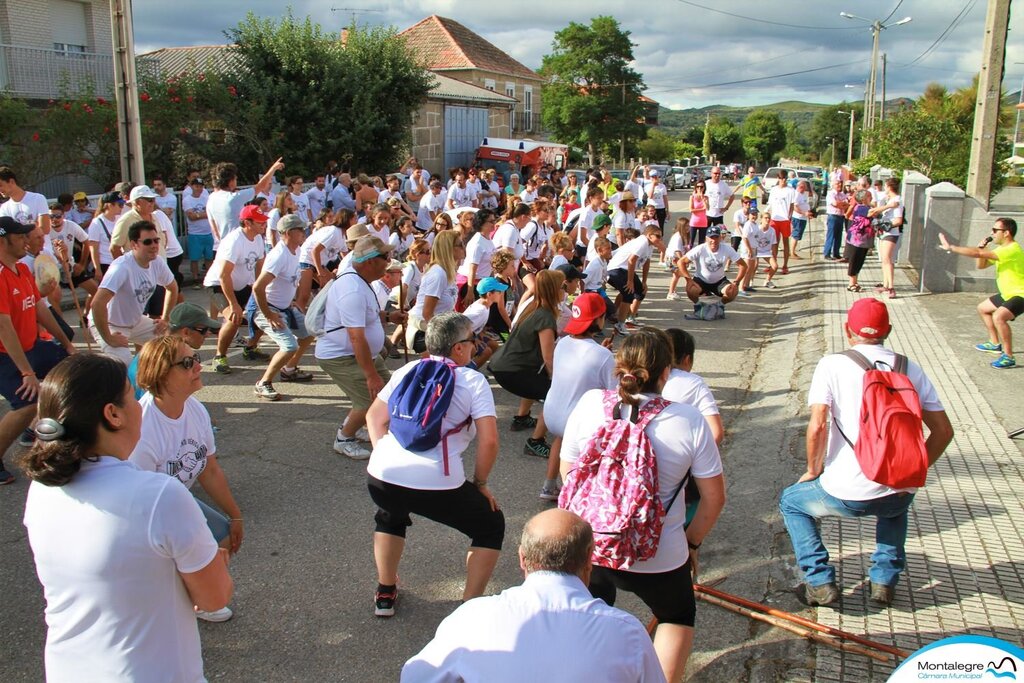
top-left (900, 170), bottom-right (930, 268)
top-left (920, 182), bottom-right (966, 293)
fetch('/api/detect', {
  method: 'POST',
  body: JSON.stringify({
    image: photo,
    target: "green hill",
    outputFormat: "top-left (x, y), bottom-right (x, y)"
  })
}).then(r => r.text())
top-left (656, 101), bottom-right (831, 137)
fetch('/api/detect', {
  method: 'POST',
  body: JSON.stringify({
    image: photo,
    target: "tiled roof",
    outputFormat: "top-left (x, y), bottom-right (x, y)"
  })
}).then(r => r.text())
top-left (138, 45), bottom-right (235, 78)
top-left (430, 72), bottom-right (517, 104)
top-left (399, 15), bottom-right (543, 82)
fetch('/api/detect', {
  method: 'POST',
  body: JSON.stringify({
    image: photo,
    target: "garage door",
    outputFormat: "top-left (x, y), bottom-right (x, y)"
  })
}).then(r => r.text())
top-left (444, 106), bottom-right (489, 172)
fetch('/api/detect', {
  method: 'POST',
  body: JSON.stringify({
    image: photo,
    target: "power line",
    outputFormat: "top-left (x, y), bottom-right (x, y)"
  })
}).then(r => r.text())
top-left (672, 0), bottom-right (859, 31)
top-left (648, 60), bottom-right (866, 94)
top-left (898, 0), bottom-right (977, 68)
top-left (881, 0), bottom-right (905, 25)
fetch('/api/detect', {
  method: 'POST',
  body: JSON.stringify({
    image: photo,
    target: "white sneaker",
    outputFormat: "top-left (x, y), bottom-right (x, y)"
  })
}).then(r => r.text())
top-left (354, 427), bottom-right (370, 442)
top-left (195, 606), bottom-right (233, 622)
top-left (614, 322), bottom-right (630, 336)
top-left (334, 438), bottom-right (370, 460)
top-left (666, 292), bottom-right (683, 301)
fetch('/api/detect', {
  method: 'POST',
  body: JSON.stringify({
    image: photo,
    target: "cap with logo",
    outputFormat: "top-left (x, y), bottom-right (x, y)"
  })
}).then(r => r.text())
top-left (189, 177), bottom-right (205, 186)
top-left (101, 191), bottom-right (123, 205)
top-left (706, 226), bottom-right (722, 238)
top-left (239, 204), bottom-right (269, 223)
top-left (476, 276), bottom-right (510, 295)
top-left (276, 214), bottom-right (305, 233)
top-left (846, 298), bottom-right (891, 339)
top-left (169, 302), bottom-right (222, 332)
top-left (563, 292), bottom-right (606, 335)
top-left (351, 235), bottom-right (395, 263)
top-left (0, 216), bottom-right (33, 237)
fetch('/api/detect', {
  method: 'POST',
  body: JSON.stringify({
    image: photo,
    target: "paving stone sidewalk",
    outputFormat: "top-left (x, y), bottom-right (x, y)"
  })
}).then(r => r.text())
top-left (811, 255), bottom-right (1024, 681)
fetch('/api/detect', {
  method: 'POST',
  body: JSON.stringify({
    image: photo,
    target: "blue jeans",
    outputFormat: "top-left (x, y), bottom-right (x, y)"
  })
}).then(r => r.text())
top-left (824, 215), bottom-right (845, 258)
top-left (779, 479), bottom-right (914, 588)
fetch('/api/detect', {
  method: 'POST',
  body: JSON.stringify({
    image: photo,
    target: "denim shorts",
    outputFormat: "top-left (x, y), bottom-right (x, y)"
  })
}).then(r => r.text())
top-left (255, 306), bottom-right (310, 352)
top-left (791, 217), bottom-right (808, 240)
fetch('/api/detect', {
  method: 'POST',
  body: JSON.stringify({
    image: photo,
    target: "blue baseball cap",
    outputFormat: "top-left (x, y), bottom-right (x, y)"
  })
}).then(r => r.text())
top-left (476, 277), bottom-right (510, 295)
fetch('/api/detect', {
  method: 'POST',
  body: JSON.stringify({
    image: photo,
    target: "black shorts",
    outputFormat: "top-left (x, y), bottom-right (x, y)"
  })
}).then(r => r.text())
top-left (588, 559), bottom-right (696, 626)
top-left (491, 368), bottom-right (551, 401)
top-left (692, 276), bottom-right (729, 297)
top-left (209, 285), bottom-right (252, 310)
top-left (607, 268), bottom-right (645, 304)
top-left (707, 215), bottom-right (725, 226)
top-left (367, 476), bottom-right (505, 550)
top-left (991, 294), bottom-right (1024, 317)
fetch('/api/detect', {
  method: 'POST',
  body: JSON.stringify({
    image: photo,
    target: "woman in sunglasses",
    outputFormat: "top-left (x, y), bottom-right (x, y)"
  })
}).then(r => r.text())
top-left (130, 335), bottom-right (243, 623)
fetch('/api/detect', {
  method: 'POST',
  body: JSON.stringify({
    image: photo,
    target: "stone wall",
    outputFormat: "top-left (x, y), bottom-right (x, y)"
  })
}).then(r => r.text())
top-left (410, 101), bottom-right (444, 176)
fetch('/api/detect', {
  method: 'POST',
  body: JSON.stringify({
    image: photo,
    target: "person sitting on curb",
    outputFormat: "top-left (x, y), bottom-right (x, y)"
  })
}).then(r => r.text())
top-left (939, 217), bottom-right (1023, 369)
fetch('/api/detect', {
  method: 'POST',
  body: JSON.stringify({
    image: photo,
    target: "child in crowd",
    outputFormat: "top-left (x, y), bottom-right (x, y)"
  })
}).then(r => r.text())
top-left (548, 232), bottom-right (574, 270)
top-left (462, 277), bottom-right (508, 369)
top-left (742, 211), bottom-right (778, 292)
top-left (731, 198), bottom-right (752, 252)
top-left (666, 216), bottom-right (690, 300)
top-left (560, 189), bottom-right (580, 225)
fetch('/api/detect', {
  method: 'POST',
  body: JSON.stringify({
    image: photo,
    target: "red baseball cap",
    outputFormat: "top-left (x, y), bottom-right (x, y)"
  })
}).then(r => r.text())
top-left (563, 292), bottom-right (606, 335)
top-left (846, 298), bottom-right (890, 339)
top-left (239, 204), bottom-right (269, 223)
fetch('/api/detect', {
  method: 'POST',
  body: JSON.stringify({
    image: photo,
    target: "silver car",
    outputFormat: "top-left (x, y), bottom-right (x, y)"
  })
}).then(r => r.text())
top-left (763, 167), bottom-right (820, 210)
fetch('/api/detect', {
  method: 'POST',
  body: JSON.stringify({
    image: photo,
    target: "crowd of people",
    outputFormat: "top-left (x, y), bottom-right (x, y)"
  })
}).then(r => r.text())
top-left (0, 152), bottom-right (1019, 681)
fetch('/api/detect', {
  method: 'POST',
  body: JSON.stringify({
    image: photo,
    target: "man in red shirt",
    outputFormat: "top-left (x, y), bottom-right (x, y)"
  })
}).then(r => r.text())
top-left (0, 217), bottom-right (75, 485)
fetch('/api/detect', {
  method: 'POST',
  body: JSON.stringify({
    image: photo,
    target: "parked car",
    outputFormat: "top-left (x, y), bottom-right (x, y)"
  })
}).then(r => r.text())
top-left (762, 167), bottom-right (820, 210)
top-left (672, 166), bottom-right (694, 189)
top-left (649, 164), bottom-right (677, 191)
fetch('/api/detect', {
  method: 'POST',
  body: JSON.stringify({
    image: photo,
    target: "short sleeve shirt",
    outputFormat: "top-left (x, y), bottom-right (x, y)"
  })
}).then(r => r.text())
top-left (315, 271), bottom-right (384, 359)
top-left (181, 192), bottom-right (212, 235)
top-left (607, 235), bottom-right (654, 271)
top-left (685, 243), bottom-right (740, 283)
top-left (203, 229), bottom-right (265, 291)
top-left (0, 261), bottom-right (40, 353)
top-left (94, 254), bottom-right (174, 327)
top-left (409, 265), bottom-right (457, 320)
top-left (206, 188), bottom-right (255, 236)
top-left (262, 241), bottom-right (301, 309)
top-left (991, 241), bottom-right (1024, 299)
top-left (0, 192), bottom-right (48, 227)
top-left (130, 394), bottom-right (216, 489)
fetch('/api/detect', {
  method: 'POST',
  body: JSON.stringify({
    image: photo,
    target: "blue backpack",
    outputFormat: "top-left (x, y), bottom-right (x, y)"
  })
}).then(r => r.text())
top-left (387, 358), bottom-right (471, 475)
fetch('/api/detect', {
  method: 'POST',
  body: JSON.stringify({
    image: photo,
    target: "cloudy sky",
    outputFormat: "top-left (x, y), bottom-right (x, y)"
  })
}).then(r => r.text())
top-left (133, 0), bottom-right (1024, 110)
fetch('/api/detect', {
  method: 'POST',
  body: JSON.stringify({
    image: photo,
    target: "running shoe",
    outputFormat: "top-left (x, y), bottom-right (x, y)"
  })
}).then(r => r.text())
top-left (510, 414), bottom-right (537, 431)
top-left (334, 437), bottom-right (370, 460)
top-left (242, 347), bottom-right (270, 361)
top-left (524, 438), bottom-right (551, 458)
top-left (374, 587), bottom-right (398, 617)
top-left (614, 322), bottom-right (630, 336)
top-left (738, 289), bottom-right (752, 298)
top-left (624, 316), bottom-right (640, 328)
top-left (0, 465), bottom-right (14, 486)
top-left (279, 367), bottom-right (314, 382)
top-left (17, 428), bottom-right (35, 448)
top-left (253, 381), bottom-right (280, 401)
top-left (666, 292), bottom-right (684, 301)
top-left (212, 355), bottom-right (231, 374)
top-left (196, 607), bottom-right (233, 622)
top-left (538, 483), bottom-right (561, 501)
top-left (764, 280), bottom-right (778, 289)
top-left (975, 341), bottom-right (1002, 354)
top-left (991, 354), bottom-right (1016, 369)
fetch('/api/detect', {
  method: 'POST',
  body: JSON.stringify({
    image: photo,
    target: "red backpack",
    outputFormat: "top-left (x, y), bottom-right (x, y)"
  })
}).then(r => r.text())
top-left (835, 350), bottom-right (929, 488)
top-left (558, 391), bottom-right (682, 570)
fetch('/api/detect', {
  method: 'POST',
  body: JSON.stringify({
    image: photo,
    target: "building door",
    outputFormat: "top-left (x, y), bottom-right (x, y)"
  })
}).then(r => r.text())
top-left (444, 106), bottom-right (489, 172)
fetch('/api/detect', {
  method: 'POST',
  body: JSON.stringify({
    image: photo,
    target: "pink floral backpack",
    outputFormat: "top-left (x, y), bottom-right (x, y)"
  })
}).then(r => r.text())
top-left (558, 390), bottom-right (678, 570)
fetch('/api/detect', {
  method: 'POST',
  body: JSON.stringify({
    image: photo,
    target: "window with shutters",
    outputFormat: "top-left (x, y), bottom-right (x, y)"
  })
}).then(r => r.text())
top-left (51, 0), bottom-right (89, 54)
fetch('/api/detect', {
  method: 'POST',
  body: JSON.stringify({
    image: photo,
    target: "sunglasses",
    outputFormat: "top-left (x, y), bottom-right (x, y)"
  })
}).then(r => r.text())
top-left (453, 336), bottom-right (475, 346)
top-left (137, 238), bottom-right (160, 246)
top-left (190, 326), bottom-right (211, 335)
top-left (174, 353), bottom-right (201, 370)
top-left (992, 227), bottom-right (1008, 233)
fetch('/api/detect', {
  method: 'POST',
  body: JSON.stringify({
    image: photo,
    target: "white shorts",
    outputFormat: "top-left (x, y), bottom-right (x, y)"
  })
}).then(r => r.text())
top-left (88, 317), bottom-right (157, 364)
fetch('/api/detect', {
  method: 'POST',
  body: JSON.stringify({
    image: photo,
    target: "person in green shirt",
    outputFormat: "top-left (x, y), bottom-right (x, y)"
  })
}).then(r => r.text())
top-left (939, 217), bottom-right (1024, 369)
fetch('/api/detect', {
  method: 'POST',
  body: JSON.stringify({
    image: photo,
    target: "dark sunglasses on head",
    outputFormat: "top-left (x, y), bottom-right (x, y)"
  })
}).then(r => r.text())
top-left (137, 238), bottom-right (159, 246)
top-left (174, 353), bottom-right (201, 370)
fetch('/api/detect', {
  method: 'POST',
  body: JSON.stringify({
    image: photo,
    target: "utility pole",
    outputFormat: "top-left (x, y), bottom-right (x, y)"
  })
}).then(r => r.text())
top-left (109, 0), bottom-right (144, 183)
top-left (880, 53), bottom-right (887, 122)
top-left (621, 83), bottom-right (626, 168)
top-left (967, 0), bottom-right (1011, 205)
top-left (838, 109), bottom-right (856, 166)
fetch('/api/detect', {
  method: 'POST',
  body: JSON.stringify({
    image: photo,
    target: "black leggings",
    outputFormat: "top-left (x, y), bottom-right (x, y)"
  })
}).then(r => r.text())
top-left (367, 476), bottom-right (505, 550)
top-left (656, 208), bottom-right (667, 231)
top-left (689, 226), bottom-right (707, 247)
top-left (589, 559), bottom-right (696, 626)
top-left (845, 245), bottom-right (870, 277)
top-left (491, 368), bottom-right (551, 401)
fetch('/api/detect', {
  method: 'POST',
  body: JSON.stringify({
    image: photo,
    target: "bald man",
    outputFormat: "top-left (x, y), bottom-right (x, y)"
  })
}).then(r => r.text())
top-left (402, 509), bottom-right (665, 682)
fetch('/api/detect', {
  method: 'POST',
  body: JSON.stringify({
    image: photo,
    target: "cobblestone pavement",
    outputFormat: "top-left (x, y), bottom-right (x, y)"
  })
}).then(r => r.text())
top-left (810, 252), bottom-right (1024, 681)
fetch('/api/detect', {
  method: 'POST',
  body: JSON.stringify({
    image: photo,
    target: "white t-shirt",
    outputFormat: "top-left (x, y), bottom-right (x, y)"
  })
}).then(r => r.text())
top-left (23, 457), bottom-right (217, 683)
top-left (457, 232), bottom-right (495, 280)
top-left (492, 221), bottom-right (525, 261)
top-left (204, 229), bottom-right (265, 290)
top-left (316, 271), bottom-right (384, 359)
top-left (366, 222), bottom-right (390, 242)
top-left (549, 254), bottom-right (569, 271)
top-left (808, 346), bottom-right (943, 501)
top-left (705, 180), bottom-right (733, 218)
top-left (575, 206), bottom-right (604, 247)
top-left (402, 263), bottom-right (424, 306)
top-left (367, 358), bottom-right (496, 490)
top-left (156, 210), bottom-right (183, 258)
top-left (543, 337), bottom-right (615, 437)
top-left (417, 192), bottom-right (446, 230)
top-left (371, 279), bottom-right (394, 310)
top-left (685, 242), bottom-right (740, 283)
top-left (299, 226), bottom-right (345, 267)
top-left (745, 224), bottom-right (777, 258)
top-left (409, 264), bottom-right (457, 320)
top-left (582, 256), bottom-right (608, 291)
top-left (463, 298), bottom-right (492, 333)
top-left (666, 232), bottom-right (685, 259)
top-left (732, 208), bottom-right (748, 236)
top-left (131, 394), bottom-right (216, 489)
top-left (794, 191), bottom-right (811, 217)
top-left (87, 215), bottom-right (116, 265)
top-left (519, 220), bottom-right (550, 260)
top-left (880, 195), bottom-right (903, 236)
top-left (92, 253), bottom-right (174, 327)
top-left (155, 191), bottom-right (177, 225)
top-left (262, 241), bottom-right (301, 309)
top-left (448, 185), bottom-right (474, 209)
top-left (305, 186), bottom-right (326, 217)
top-left (767, 185), bottom-right (796, 221)
top-left (608, 235), bottom-right (654, 271)
top-left (51, 221), bottom-right (89, 257)
top-left (644, 182), bottom-right (667, 209)
top-left (562, 390), bottom-right (723, 573)
top-left (389, 232), bottom-right (416, 261)
top-left (662, 368), bottom-right (719, 417)
top-left (611, 211), bottom-right (638, 246)
top-left (519, 188), bottom-right (538, 205)
top-left (0, 191), bottom-right (48, 227)
top-left (205, 187), bottom-right (255, 238)
top-left (181, 192), bottom-right (212, 236)
top-left (291, 192), bottom-right (311, 225)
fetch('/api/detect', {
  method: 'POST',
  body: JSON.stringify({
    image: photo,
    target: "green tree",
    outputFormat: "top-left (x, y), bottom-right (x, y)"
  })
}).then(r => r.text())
top-left (226, 11), bottom-right (432, 176)
top-left (742, 109), bottom-right (786, 163)
top-left (809, 103), bottom-right (862, 164)
top-left (682, 125), bottom-right (704, 146)
top-left (540, 17), bottom-right (646, 164)
top-left (673, 141), bottom-right (701, 161)
top-left (637, 129), bottom-right (676, 162)
top-left (705, 117), bottom-right (743, 161)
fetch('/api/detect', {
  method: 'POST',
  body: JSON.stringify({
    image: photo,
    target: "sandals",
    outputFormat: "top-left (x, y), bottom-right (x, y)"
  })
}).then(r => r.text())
top-left (847, 284), bottom-right (862, 292)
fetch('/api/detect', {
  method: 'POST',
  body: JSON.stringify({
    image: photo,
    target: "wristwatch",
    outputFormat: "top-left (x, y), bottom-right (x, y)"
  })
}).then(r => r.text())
top-left (472, 478), bottom-right (488, 488)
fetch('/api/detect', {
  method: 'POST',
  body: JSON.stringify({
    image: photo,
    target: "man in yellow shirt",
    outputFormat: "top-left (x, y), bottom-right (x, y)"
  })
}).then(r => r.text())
top-left (737, 166), bottom-right (765, 209)
top-left (939, 217), bottom-right (1024, 369)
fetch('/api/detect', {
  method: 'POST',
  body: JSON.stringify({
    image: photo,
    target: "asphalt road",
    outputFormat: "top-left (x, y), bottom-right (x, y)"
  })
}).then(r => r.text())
top-left (0, 190), bottom-right (827, 682)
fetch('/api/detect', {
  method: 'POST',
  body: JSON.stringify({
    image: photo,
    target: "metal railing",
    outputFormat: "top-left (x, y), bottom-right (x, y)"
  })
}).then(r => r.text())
top-left (0, 44), bottom-right (118, 98)
top-left (510, 111), bottom-right (542, 134)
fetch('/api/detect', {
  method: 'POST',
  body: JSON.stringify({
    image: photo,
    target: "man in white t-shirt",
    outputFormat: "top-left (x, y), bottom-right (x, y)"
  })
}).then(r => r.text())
top-left (151, 176), bottom-right (178, 227)
top-left (89, 220), bottom-right (178, 363)
top-left (680, 226), bottom-right (746, 304)
top-left (766, 170), bottom-right (796, 274)
top-left (704, 166), bottom-right (735, 227)
top-left (0, 165), bottom-right (51, 240)
top-left (305, 175), bottom-right (327, 218)
top-left (316, 236), bottom-right (407, 460)
top-left (779, 299), bottom-right (953, 607)
top-left (252, 214), bottom-right (314, 401)
top-left (204, 204), bottom-right (269, 374)
top-left (446, 173), bottom-right (475, 210)
top-left (416, 180), bottom-right (447, 231)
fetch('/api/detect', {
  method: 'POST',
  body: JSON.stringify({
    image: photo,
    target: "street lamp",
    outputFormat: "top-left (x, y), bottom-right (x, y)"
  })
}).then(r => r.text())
top-left (846, 83), bottom-right (868, 156)
top-left (840, 11), bottom-right (911, 147)
top-left (837, 110), bottom-right (856, 167)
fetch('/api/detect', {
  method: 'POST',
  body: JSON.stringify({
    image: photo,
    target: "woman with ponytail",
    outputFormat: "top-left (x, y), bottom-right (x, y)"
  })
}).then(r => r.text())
top-left (21, 353), bottom-right (232, 682)
top-left (559, 328), bottom-right (727, 683)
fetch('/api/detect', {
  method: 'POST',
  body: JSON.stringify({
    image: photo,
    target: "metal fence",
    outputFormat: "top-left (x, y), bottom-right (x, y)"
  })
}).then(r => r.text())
top-left (0, 44), bottom-right (120, 99)
top-left (510, 111), bottom-right (542, 134)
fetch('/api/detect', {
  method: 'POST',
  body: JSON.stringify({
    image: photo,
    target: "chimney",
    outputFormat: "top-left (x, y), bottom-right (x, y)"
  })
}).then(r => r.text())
top-left (340, 28), bottom-right (349, 47)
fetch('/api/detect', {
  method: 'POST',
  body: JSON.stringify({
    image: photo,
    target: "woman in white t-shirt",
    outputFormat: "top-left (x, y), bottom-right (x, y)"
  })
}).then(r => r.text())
top-left (131, 336), bottom-right (244, 622)
top-left (87, 192), bottom-right (122, 278)
top-left (456, 209), bottom-right (497, 310)
top-left (22, 354), bottom-right (231, 682)
top-left (868, 177), bottom-right (904, 299)
top-left (401, 238), bottom-right (432, 310)
top-left (266, 190), bottom-right (296, 249)
top-left (298, 208), bottom-right (353, 308)
top-left (365, 312), bottom-right (503, 614)
top-left (406, 230), bottom-right (464, 353)
top-left (559, 328), bottom-right (726, 683)
top-left (663, 328), bottom-right (724, 445)
top-left (539, 292), bottom-right (616, 501)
